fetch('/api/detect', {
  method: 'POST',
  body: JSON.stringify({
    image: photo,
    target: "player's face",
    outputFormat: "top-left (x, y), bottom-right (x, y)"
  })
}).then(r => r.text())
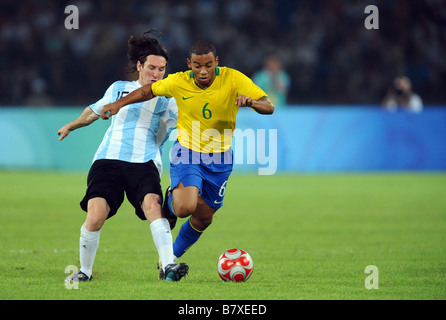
top-left (137, 55), bottom-right (167, 86)
top-left (188, 53), bottom-right (219, 89)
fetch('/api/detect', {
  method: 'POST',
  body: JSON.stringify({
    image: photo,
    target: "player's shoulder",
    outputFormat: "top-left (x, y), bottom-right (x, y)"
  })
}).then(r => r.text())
top-left (164, 71), bottom-right (191, 81)
top-left (107, 80), bottom-right (139, 91)
top-left (218, 67), bottom-right (251, 87)
top-left (218, 66), bottom-right (240, 74)
top-left (218, 66), bottom-right (247, 79)
top-left (154, 72), bottom-right (190, 90)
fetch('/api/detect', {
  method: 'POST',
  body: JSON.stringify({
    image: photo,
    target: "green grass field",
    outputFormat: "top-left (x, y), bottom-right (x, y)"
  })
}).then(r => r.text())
top-left (0, 170), bottom-right (445, 300)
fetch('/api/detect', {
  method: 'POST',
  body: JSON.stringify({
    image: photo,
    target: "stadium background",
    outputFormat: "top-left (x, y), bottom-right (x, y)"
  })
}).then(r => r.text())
top-left (0, 0), bottom-right (445, 172)
top-left (1, 0), bottom-right (445, 107)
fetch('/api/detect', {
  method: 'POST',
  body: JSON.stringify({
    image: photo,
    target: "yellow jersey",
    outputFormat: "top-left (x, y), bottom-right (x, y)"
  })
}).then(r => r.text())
top-left (151, 66), bottom-right (267, 153)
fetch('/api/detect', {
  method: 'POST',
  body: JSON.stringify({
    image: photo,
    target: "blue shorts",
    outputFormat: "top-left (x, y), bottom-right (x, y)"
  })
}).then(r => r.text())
top-left (169, 141), bottom-right (233, 209)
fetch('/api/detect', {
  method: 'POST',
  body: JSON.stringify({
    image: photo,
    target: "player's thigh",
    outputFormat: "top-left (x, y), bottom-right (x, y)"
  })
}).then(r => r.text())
top-left (80, 160), bottom-right (125, 224)
top-left (201, 171), bottom-right (231, 210)
top-left (123, 160), bottom-right (163, 220)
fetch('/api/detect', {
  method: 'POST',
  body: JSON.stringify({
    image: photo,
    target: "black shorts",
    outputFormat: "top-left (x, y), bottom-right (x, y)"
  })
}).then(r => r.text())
top-left (80, 159), bottom-right (163, 220)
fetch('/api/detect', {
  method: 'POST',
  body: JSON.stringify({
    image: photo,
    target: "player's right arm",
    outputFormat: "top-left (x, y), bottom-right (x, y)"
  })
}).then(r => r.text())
top-left (57, 106), bottom-right (99, 141)
top-left (100, 84), bottom-right (155, 119)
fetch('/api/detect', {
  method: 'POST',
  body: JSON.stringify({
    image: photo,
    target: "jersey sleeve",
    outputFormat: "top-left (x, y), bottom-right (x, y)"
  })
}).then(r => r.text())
top-left (151, 75), bottom-right (175, 98)
top-left (89, 82), bottom-right (116, 115)
top-left (233, 69), bottom-right (268, 100)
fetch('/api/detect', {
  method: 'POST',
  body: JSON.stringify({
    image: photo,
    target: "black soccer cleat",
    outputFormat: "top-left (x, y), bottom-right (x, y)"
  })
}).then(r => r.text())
top-left (157, 259), bottom-right (166, 280)
top-left (164, 263), bottom-right (189, 282)
top-left (162, 186), bottom-right (177, 230)
top-left (64, 270), bottom-right (92, 283)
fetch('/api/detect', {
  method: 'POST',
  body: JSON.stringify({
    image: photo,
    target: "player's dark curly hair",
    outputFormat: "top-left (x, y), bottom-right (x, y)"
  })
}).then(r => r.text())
top-left (188, 40), bottom-right (217, 58)
top-left (127, 30), bottom-right (168, 72)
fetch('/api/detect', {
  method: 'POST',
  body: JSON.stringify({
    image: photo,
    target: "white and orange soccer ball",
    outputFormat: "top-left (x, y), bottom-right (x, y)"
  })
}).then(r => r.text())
top-left (217, 248), bottom-right (253, 282)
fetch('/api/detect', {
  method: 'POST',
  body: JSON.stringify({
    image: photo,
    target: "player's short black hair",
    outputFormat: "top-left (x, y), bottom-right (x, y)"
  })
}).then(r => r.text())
top-left (127, 30), bottom-right (168, 72)
top-left (188, 40), bottom-right (217, 58)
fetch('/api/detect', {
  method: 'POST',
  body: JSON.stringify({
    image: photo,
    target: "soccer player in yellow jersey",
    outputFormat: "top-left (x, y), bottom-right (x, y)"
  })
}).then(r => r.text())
top-left (101, 40), bottom-right (274, 267)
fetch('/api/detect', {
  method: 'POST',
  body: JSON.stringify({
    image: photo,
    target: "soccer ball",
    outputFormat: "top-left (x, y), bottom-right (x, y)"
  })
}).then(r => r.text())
top-left (217, 248), bottom-right (253, 282)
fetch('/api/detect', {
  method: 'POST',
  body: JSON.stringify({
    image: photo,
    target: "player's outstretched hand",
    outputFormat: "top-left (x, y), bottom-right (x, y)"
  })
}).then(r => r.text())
top-left (57, 125), bottom-right (71, 141)
top-left (235, 95), bottom-right (253, 108)
top-left (100, 102), bottom-right (120, 119)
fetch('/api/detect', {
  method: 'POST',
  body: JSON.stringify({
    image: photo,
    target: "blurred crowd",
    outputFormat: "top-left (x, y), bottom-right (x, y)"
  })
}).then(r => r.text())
top-left (1, 0), bottom-right (445, 106)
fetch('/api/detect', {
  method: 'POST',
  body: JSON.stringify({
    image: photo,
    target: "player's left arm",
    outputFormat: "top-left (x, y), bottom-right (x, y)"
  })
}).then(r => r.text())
top-left (57, 106), bottom-right (100, 141)
top-left (235, 95), bottom-right (275, 114)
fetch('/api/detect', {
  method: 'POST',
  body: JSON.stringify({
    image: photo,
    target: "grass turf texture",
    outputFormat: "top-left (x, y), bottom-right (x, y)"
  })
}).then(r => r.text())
top-left (0, 171), bottom-right (445, 300)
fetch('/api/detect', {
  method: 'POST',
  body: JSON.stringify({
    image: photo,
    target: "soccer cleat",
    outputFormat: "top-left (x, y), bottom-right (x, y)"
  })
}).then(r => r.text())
top-left (157, 259), bottom-right (166, 280)
top-left (164, 263), bottom-right (189, 282)
top-left (162, 186), bottom-right (177, 230)
top-left (64, 270), bottom-right (92, 283)
top-left (158, 257), bottom-right (179, 280)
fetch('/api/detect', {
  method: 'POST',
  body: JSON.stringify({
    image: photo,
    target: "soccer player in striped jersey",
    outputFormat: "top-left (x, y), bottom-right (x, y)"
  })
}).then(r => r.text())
top-left (58, 31), bottom-right (188, 282)
top-left (100, 40), bottom-right (274, 273)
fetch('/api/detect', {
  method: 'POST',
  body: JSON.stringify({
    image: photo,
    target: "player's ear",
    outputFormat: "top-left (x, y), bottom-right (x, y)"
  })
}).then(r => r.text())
top-left (136, 60), bottom-right (142, 72)
top-left (187, 58), bottom-right (191, 69)
top-left (215, 56), bottom-right (219, 66)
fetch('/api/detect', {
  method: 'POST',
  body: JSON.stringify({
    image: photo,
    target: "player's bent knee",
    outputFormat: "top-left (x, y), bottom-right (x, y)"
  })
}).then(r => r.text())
top-left (86, 198), bottom-right (109, 231)
top-left (142, 195), bottom-right (162, 222)
top-left (142, 194), bottom-right (161, 211)
top-left (85, 214), bottom-right (106, 231)
top-left (174, 202), bottom-right (197, 218)
top-left (85, 210), bottom-right (107, 231)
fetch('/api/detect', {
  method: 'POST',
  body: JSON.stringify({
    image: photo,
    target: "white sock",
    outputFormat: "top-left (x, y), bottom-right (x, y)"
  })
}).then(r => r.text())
top-left (150, 218), bottom-right (174, 270)
top-left (79, 224), bottom-right (101, 278)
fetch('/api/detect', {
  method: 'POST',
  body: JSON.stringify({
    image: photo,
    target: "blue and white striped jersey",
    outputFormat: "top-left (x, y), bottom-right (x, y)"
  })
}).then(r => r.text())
top-left (89, 80), bottom-right (178, 174)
